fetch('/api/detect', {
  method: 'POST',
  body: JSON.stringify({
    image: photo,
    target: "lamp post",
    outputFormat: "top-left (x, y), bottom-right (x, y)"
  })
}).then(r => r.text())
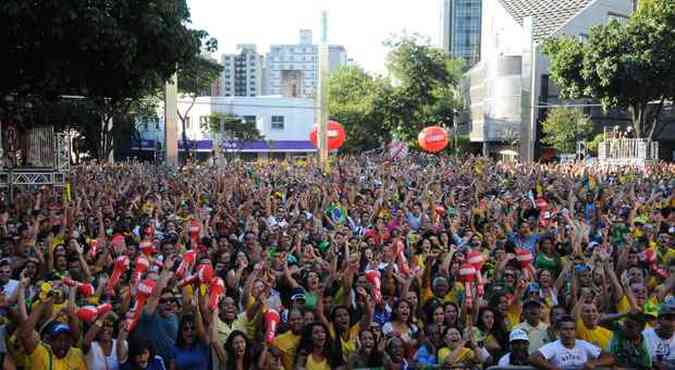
top-left (317, 11), bottom-right (329, 171)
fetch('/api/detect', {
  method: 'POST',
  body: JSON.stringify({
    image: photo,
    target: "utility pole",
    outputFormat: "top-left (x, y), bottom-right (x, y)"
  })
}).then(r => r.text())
top-left (317, 10), bottom-right (329, 170)
top-left (164, 73), bottom-right (178, 166)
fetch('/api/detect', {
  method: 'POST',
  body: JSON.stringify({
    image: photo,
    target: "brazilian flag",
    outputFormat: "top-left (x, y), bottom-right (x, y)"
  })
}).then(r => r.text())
top-left (326, 203), bottom-right (346, 225)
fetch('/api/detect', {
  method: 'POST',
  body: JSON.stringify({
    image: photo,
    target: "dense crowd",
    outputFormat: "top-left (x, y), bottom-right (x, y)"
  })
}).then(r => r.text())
top-left (0, 154), bottom-right (673, 370)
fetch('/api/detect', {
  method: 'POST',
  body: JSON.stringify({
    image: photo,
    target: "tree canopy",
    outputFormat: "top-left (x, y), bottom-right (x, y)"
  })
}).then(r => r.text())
top-left (327, 66), bottom-right (392, 152)
top-left (541, 107), bottom-right (594, 154)
top-left (327, 34), bottom-right (464, 152)
top-left (543, 0), bottom-right (675, 140)
top-left (0, 0), bottom-right (215, 159)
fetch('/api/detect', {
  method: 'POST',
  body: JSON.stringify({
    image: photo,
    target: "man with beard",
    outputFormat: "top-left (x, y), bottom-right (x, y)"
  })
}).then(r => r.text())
top-left (19, 295), bottom-right (86, 370)
top-left (498, 329), bottom-right (530, 366)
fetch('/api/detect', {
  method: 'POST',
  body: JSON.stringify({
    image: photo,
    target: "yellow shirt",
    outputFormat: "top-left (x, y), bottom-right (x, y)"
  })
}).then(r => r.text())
top-left (27, 342), bottom-right (87, 370)
top-left (273, 331), bottom-right (301, 370)
top-left (214, 313), bottom-right (247, 346)
top-left (305, 353), bottom-right (331, 370)
top-left (616, 295), bottom-right (659, 316)
top-left (576, 317), bottom-right (613, 350)
top-left (329, 323), bottom-right (360, 362)
top-left (438, 346), bottom-right (475, 366)
top-left (421, 282), bottom-right (465, 306)
top-left (504, 304), bottom-right (522, 331)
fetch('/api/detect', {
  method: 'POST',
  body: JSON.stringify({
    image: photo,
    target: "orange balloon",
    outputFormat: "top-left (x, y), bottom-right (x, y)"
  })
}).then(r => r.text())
top-left (418, 126), bottom-right (448, 153)
top-left (309, 120), bottom-right (346, 150)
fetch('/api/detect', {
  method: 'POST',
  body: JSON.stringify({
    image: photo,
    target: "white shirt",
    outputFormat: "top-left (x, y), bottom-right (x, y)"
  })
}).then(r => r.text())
top-left (86, 339), bottom-right (127, 370)
top-left (643, 327), bottom-right (675, 363)
top-left (497, 353), bottom-right (512, 366)
top-left (537, 339), bottom-right (601, 369)
top-left (1, 279), bottom-right (19, 298)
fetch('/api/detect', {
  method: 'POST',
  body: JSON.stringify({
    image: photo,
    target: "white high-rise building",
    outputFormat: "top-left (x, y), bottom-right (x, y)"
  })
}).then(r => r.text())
top-left (264, 30), bottom-right (348, 97)
top-left (220, 44), bottom-right (264, 97)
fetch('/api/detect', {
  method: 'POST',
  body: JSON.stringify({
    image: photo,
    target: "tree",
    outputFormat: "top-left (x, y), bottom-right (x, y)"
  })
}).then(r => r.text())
top-left (201, 112), bottom-right (263, 159)
top-left (586, 133), bottom-right (605, 155)
top-left (327, 66), bottom-right (392, 152)
top-left (543, 0), bottom-right (675, 140)
top-left (541, 107), bottom-right (593, 153)
top-left (384, 34), bottom-right (464, 143)
top-left (177, 56), bottom-right (223, 159)
top-left (0, 0), bottom-right (214, 159)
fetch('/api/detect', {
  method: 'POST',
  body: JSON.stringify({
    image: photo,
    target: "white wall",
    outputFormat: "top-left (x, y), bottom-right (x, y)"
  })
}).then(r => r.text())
top-left (173, 96), bottom-right (316, 142)
top-left (468, 0), bottom-right (526, 142)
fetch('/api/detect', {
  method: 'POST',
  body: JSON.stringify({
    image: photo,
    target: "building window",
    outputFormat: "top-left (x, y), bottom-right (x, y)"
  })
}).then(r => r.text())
top-left (271, 116), bottom-right (284, 130)
top-left (242, 115), bottom-right (256, 124)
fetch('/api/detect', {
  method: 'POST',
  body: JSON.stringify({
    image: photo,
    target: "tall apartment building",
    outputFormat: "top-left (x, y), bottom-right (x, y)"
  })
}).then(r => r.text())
top-left (441, 0), bottom-right (482, 68)
top-left (264, 30), bottom-right (348, 97)
top-left (220, 44), bottom-right (264, 97)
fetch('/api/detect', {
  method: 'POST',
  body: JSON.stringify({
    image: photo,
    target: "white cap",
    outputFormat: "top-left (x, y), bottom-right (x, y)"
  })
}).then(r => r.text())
top-left (509, 329), bottom-right (529, 343)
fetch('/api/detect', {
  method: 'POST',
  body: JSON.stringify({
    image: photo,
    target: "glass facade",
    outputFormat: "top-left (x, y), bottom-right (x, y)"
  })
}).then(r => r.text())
top-left (448, 0), bottom-right (482, 68)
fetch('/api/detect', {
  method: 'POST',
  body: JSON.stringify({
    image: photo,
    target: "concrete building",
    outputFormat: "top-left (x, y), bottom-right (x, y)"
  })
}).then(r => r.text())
top-left (264, 30), bottom-right (348, 97)
top-left (441, 0), bottom-right (483, 68)
top-left (133, 96), bottom-right (317, 161)
top-left (220, 44), bottom-right (264, 97)
top-left (464, 0), bottom-right (634, 161)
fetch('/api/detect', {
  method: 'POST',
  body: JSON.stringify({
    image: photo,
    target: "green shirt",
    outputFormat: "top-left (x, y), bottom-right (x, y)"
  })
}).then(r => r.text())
top-left (608, 327), bottom-right (652, 369)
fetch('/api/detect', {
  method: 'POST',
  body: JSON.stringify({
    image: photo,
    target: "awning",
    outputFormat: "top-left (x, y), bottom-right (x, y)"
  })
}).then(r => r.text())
top-left (176, 140), bottom-right (317, 153)
top-left (131, 139), bottom-right (157, 151)
top-left (222, 140), bottom-right (316, 153)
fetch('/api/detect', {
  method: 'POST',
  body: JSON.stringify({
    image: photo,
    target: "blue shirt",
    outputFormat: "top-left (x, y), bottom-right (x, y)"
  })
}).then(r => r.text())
top-left (136, 311), bottom-right (178, 363)
top-left (170, 342), bottom-right (210, 370)
top-left (406, 212), bottom-right (422, 231)
top-left (507, 232), bottom-right (541, 255)
top-left (414, 344), bottom-right (438, 366)
top-left (121, 355), bottom-right (166, 370)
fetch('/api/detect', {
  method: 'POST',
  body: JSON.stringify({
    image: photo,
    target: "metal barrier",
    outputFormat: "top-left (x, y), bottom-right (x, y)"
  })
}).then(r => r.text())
top-left (598, 138), bottom-right (658, 167)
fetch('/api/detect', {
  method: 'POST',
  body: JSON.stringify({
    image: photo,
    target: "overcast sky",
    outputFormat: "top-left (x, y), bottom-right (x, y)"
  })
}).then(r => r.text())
top-left (186, 0), bottom-right (441, 74)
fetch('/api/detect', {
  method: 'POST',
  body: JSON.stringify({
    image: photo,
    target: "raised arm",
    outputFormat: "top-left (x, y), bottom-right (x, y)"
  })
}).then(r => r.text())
top-left (19, 297), bottom-right (53, 355)
top-left (117, 321), bottom-right (129, 364)
top-left (144, 256), bottom-right (176, 315)
top-left (192, 290), bottom-right (210, 346)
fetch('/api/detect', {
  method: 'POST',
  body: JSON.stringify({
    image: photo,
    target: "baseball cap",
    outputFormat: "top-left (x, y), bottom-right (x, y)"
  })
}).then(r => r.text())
top-left (44, 321), bottom-right (73, 337)
top-left (658, 303), bottom-right (675, 317)
top-left (290, 288), bottom-right (306, 302)
top-left (523, 297), bottom-right (544, 308)
top-left (509, 328), bottom-right (529, 343)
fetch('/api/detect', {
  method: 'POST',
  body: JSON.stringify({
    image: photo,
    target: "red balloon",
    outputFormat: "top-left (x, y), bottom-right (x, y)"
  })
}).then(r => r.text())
top-left (418, 126), bottom-right (448, 153)
top-left (309, 120), bottom-right (346, 150)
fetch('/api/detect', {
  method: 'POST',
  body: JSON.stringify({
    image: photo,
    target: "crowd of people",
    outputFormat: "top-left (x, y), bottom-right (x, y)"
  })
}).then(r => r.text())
top-left (0, 154), bottom-right (673, 370)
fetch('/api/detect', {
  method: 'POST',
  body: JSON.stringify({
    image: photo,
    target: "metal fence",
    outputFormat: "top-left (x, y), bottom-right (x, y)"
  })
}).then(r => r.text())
top-left (598, 138), bottom-right (659, 167)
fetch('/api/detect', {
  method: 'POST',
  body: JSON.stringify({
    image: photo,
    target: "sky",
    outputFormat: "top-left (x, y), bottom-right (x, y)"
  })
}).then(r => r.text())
top-left (186, 0), bottom-right (441, 74)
